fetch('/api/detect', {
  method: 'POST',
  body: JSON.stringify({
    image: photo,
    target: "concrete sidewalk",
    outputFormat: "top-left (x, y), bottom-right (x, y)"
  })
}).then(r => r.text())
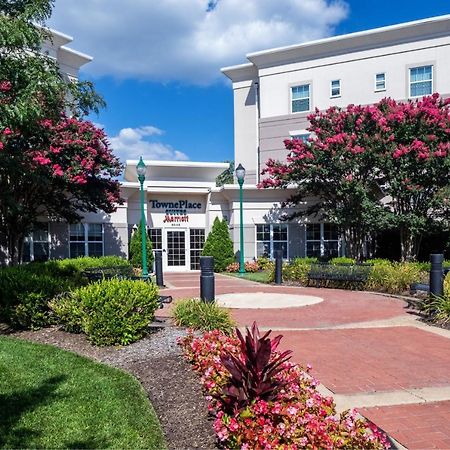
top-left (161, 272), bottom-right (450, 450)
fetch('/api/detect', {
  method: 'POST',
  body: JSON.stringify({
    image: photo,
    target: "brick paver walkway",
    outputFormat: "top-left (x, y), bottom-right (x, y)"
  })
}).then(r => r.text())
top-left (160, 272), bottom-right (450, 449)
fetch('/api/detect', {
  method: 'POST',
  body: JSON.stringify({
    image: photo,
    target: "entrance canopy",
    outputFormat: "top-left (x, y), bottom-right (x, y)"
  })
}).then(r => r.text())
top-left (123, 160), bottom-right (229, 186)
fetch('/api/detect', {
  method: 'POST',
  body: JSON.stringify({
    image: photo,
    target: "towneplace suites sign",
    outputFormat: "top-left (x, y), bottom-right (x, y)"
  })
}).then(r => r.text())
top-left (150, 200), bottom-right (202, 223)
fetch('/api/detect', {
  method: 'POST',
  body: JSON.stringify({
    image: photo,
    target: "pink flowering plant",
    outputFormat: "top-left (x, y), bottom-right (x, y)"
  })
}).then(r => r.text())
top-left (261, 94), bottom-right (450, 261)
top-left (179, 323), bottom-right (389, 449)
top-left (0, 1), bottom-right (122, 264)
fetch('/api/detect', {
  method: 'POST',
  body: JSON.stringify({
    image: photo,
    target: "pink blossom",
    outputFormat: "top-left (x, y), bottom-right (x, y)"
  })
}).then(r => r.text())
top-left (0, 80), bottom-right (12, 92)
top-left (52, 164), bottom-right (64, 177)
top-left (33, 155), bottom-right (51, 165)
top-left (3, 128), bottom-right (12, 135)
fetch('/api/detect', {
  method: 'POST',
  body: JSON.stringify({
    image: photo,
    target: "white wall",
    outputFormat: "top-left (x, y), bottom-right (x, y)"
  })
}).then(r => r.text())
top-left (259, 36), bottom-right (450, 118)
top-left (233, 81), bottom-right (259, 183)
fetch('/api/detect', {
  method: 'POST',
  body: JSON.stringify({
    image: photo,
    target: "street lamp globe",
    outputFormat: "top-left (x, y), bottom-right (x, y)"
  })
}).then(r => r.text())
top-left (136, 157), bottom-right (147, 179)
top-left (235, 163), bottom-right (246, 184)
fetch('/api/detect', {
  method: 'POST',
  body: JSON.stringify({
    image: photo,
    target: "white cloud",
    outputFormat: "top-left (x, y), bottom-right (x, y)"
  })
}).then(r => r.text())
top-left (48, 0), bottom-right (348, 84)
top-left (109, 125), bottom-right (189, 162)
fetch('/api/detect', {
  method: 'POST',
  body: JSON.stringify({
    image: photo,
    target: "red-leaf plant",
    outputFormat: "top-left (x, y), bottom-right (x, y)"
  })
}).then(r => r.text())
top-left (218, 321), bottom-right (292, 414)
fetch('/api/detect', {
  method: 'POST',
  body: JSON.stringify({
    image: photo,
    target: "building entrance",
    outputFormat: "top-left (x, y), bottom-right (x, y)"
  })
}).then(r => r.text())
top-left (166, 230), bottom-right (187, 271)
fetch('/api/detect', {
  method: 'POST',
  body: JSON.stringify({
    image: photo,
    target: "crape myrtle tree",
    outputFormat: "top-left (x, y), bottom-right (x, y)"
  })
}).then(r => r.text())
top-left (378, 94), bottom-right (450, 261)
top-left (0, 0), bottom-right (122, 264)
top-left (261, 104), bottom-right (391, 261)
top-left (261, 94), bottom-right (450, 261)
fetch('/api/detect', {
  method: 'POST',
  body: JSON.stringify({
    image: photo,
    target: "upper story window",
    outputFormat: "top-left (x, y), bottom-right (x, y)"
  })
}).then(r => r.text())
top-left (375, 73), bottom-right (386, 91)
top-left (23, 223), bottom-right (50, 262)
top-left (291, 84), bottom-right (310, 113)
top-left (69, 223), bottom-right (104, 258)
top-left (290, 131), bottom-right (310, 143)
top-left (409, 65), bottom-right (433, 98)
top-left (330, 80), bottom-right (341, 98)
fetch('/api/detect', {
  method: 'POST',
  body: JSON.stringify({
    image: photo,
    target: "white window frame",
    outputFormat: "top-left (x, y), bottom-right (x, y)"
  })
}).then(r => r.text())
top-left (290, 84), bottom-right (311, 114)
top-left (23, 223), bottom-right (51, 262)
top-left (69, 223), bottom-right (104, 258)
top-left (330, 79), bottom-right (341, 98)
top-left (255, 224), bottom-right (289, 260)
top-left (289, 129), bottom-right (310, 143)
top-left (374, 72), bottom-right (386, 92)
top-left (305, 223), bottom-right (341, 258)
top-left (409, 65), bottom-right (433, 98)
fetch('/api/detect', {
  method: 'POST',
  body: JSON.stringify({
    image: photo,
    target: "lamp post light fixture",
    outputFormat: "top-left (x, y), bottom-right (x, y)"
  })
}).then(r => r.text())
top-left (235, 163), bottom-right (246, 274)
top-left (136, 156), bottom-right (148, 280)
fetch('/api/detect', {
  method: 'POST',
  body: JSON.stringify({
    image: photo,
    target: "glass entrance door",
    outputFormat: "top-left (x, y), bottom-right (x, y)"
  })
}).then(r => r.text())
top-left (166, 230), bottom-right (187, 271)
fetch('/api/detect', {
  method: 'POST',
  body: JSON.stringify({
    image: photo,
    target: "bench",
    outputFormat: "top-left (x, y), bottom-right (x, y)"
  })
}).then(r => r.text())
top-left (81, 266), bottom-right (172, 308)
top-left (307, 262), bottom-right (372, 289)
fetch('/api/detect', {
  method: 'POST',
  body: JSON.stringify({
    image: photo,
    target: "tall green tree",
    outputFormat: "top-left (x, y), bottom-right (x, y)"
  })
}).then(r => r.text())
top-left (0, 0), bottom-right (122, 264)
top-left (202, 217), bottom-right (234, 271)
top-left (129, 223), bottom-right (154, 272)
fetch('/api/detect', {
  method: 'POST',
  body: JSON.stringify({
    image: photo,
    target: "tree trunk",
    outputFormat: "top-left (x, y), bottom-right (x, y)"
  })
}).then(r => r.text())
top-left (400, 227), bottom-right (420, 262)
top-left (7, 232), bottom-right (21, 266)
top-left (344, 227), bottom-right (365, 262)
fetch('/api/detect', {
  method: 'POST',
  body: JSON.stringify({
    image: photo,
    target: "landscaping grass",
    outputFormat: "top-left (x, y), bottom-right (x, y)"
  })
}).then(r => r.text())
top-left (0, 336), bottom-right (166, 449)
top-left (224, 270), bottom-right (272, 284)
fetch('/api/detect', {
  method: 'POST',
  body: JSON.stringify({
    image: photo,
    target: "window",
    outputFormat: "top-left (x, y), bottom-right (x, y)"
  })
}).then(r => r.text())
top-left (410, 65), bottom-right (432, 97)
top-left (149, 228), bottom-right (162, 251)
top-left (330, 79), bottom-right (341, 97)
top-left (306, 223), bottom-right (339, 258)
top-left (291, 133), bottom-right (310, 143)
top-left (69, 223), bottom-right (104, 258)
top-left (291, 84), bottom-right (310, 113)
top-left (375, 73), bottom-right (386, 91)
top-left (23, 223), bottom-right (50, 262)
top-left (256, 224), bottom-right (288, 259)
top-left (190, 229), bottom-right (205, 270)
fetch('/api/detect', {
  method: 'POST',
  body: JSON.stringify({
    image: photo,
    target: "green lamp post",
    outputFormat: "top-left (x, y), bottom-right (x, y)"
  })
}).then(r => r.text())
top-left (235, 163), bottom-right (246, 274)
top-left (136, 157), bottom-right (148, 280)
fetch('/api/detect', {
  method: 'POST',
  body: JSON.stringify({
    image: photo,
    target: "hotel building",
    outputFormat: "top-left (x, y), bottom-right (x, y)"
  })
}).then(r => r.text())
top-left (18, 15), bottom-right (450, 270)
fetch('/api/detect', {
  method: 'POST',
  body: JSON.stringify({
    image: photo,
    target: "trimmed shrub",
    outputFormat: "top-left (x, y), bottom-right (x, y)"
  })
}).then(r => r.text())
top-left (280, 257), bottom-right (318, 284)
top-left (329, 257), bottom-right (355, 265)
top-left (51, 278), bottom-right (159, 346)
top-left (172, 298), bottom-right (235, 334)
top-left (129, 222), bottom-right (154, 272)
top-left (0, 267), bottom-right (75, 329)
top-left (365, 260), bottom-right (425, 294)
top-left (274, 257), bottom-right (427, 294)
top-left (202, 217), bottom-right (234, 272)
top-left (0, 256), bottom-right (133, 329)
top-left (256, 256), bottom-right (271, 270)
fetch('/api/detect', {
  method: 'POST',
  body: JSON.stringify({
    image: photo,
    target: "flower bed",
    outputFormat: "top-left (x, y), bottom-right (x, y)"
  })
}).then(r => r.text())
top-left (179, 324), bottom-right (389, 449)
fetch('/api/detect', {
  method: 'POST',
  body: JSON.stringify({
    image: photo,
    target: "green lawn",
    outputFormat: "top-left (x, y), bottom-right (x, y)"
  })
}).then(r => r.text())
top-left (0, 336), bottom-right (166, 449)
top-left (224, 270), bottom-right (272, 283)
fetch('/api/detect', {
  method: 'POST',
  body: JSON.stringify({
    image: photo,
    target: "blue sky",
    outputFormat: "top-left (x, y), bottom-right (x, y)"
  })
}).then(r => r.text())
top-left (48, 0), bottom-right (450, 164)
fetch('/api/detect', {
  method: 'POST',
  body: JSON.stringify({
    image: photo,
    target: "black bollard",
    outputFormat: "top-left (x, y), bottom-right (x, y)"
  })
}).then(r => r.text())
top-left (155, 251), bottom-right (164, 287)
top-left (430, 253), bottom-right (444, 298)
top-left (200, 256), bottom-right (215, 302)
top-left (274, 250), bottom-right (283, 285)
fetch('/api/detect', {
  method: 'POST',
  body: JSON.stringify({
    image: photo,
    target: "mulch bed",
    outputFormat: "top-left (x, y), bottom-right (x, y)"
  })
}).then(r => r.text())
top-left (5, 323), bottom-right (217, 450)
